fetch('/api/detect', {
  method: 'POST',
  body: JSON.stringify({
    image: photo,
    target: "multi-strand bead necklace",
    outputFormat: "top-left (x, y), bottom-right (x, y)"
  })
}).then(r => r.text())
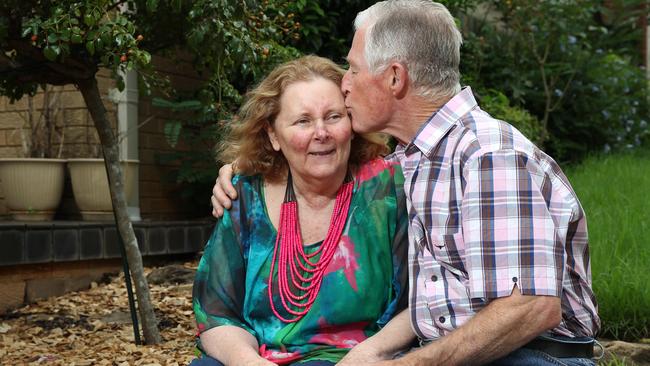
top-left (268, 171), bottom-right (354, 323)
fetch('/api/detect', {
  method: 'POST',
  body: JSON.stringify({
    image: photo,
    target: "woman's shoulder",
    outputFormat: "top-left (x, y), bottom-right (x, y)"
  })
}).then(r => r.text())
top-left (226, 174), bottom-right (265, 214)
top-left (231, 174), bottom-right (263, 192)
top-left (355, 158), bottom-right (402, 185)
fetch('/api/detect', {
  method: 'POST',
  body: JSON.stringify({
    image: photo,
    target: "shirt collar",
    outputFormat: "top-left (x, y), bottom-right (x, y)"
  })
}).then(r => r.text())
top-left (404, 86), bottom-right (477, 158)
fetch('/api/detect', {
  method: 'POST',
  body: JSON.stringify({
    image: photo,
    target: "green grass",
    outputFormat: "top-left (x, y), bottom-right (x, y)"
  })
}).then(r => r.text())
top-left (599, 356), bottom-right (631, 366)
top-left (565, 149), bottom-right (650, 341)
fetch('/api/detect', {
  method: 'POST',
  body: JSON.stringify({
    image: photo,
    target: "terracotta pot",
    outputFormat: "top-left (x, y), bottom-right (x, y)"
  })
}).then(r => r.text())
top-left (0, 158), bottom-right (66, 221)
top-left (67, 158), bottom-right (139, 221)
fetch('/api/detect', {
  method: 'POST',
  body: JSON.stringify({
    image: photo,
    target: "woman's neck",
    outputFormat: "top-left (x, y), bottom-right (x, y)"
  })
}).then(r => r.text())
top-left (289, 168), bottom-right (347, 208)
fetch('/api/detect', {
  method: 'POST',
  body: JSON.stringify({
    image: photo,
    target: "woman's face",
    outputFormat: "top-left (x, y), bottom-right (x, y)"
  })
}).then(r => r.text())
top-left (267, 77), bottom-right (352, 183)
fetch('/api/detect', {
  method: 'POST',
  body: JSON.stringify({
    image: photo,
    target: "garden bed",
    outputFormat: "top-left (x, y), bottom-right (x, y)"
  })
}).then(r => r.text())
top-left (0, 263), bottom-right (197, 365)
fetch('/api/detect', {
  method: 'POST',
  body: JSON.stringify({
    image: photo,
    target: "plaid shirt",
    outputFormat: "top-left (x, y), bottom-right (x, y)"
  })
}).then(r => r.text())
top-left (386, 87), bottom-right (600, 340)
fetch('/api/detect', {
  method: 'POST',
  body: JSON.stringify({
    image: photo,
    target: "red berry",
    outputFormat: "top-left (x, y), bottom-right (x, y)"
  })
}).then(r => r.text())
top-left (120, 54), bottom-right (128, 62)
top-left (136, 34), bottom-right (144, 42)
top-left (31, 35), bottom-right (38, 42)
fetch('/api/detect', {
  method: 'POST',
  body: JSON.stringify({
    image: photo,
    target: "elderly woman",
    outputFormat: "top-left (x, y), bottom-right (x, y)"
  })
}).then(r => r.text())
top-left (191, 56), bottom-right (410, 366)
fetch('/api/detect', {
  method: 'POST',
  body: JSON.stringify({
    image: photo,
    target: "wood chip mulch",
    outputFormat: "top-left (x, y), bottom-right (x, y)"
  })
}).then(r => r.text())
top-left (0, 262), bottom-right (198, 366)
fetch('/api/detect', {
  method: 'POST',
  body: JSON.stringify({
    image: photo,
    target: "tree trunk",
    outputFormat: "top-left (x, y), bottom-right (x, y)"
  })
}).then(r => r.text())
top-left (77, 76), bottom-right (162, 344)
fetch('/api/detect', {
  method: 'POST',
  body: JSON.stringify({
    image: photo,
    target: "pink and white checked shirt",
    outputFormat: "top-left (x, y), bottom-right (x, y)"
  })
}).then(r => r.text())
top-left (386, 87), bottom-right (600, 340)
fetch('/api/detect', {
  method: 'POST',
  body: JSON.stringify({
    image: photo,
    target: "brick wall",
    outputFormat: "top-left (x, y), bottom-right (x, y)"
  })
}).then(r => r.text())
top-left (0, 56), bottom-right (210, 221)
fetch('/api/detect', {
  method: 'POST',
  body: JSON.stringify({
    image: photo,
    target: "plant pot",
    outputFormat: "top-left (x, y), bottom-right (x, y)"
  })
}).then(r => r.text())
top-left (67, 158), bottom-right (139, 221)
top-left (0, 158), bottom-right (66, 221)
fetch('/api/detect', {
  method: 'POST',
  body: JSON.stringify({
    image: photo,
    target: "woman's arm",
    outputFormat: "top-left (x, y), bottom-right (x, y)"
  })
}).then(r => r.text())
top-left (200, 326), bottom-right (276, 366)
top-left (337, 310), bottom-right (415, 364)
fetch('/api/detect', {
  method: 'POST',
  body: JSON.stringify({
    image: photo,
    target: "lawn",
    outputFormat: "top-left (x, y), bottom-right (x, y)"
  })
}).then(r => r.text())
top-left (565, 149), bottom-right (650, 341)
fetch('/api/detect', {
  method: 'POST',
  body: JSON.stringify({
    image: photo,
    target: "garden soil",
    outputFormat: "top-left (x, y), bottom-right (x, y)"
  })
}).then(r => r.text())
top-left (0, 263), bottom-right (197, 365)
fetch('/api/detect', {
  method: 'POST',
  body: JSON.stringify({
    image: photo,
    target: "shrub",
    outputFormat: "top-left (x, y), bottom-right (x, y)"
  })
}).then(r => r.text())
top-left (460, 0), bottom-right (649, 162)
top-left (478, 89), bottom-right (546, 147)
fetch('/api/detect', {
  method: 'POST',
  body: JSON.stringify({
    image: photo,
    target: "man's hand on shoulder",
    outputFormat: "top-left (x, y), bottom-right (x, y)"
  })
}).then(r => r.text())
top-left (211, 163), bottom-right (237, 218)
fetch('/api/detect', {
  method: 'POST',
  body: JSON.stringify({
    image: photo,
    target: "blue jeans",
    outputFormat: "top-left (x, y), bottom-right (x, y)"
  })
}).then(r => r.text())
top-left (487, 347), bottom-right (595, 365)
top-left (486, 335), bottom-right (597, 366)
top-left (188, 357), bottom-right (335, 366)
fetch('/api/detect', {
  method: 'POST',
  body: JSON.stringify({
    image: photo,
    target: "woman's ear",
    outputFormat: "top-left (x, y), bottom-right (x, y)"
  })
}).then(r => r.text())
top-left (266, 125), bottom-right (281, 151)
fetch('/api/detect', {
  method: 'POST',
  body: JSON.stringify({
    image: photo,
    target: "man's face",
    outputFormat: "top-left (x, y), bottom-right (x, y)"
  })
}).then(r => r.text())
top-left (342, 28), bottom-right (392, 134)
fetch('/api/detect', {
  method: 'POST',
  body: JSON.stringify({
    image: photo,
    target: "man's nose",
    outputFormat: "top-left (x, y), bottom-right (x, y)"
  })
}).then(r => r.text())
top-left (341, 71), bottom-right (351, 96)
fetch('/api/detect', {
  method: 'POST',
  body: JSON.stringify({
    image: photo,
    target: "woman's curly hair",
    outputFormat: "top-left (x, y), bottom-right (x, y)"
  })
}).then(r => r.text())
top-left (217, 55), bottom-right (390, 182)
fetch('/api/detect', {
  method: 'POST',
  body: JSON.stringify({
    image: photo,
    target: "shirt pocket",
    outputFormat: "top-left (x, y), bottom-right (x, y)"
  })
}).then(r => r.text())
top-left (428, 231), bottom-right (467, 277)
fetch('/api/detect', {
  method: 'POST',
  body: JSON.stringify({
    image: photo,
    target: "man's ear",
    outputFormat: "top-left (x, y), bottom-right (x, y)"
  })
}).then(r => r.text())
top-left (388, 63), bottom-right (409, 98)
top-left (266, 124), bottom-right (281, 151)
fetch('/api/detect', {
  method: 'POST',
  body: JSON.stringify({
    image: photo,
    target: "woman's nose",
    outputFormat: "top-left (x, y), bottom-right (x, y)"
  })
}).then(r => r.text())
top-left (314, 122), bottom-right (329, 140)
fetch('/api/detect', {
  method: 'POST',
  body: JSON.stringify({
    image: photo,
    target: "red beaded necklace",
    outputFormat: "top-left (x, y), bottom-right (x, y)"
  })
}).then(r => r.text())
top-left (268, 171), bottom-right (354, 323)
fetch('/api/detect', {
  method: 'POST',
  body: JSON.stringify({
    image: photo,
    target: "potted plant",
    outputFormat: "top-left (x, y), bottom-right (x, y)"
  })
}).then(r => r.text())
top-left (0, 85), bottom-right (66, 220)
top-left (67, 157), bottom-right (139, 221)
top-left (67, 101), bottom-right (139, 221)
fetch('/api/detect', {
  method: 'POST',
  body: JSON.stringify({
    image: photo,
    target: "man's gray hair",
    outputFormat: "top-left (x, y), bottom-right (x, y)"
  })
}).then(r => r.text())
top-left (354, 0), bottom-right (463, 99)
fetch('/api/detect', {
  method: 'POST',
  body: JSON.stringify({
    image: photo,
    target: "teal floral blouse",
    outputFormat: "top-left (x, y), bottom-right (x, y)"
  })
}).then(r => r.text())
top-left (193, 158), bottom-right (408, 364)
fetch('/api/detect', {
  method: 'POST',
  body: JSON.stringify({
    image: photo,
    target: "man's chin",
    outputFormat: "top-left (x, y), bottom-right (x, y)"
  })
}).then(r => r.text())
top-left (350, 117), bottom-right (367, 134)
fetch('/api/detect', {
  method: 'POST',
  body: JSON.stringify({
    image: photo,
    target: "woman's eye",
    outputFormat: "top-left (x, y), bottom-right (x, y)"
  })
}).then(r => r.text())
top-left (295, 119), bottom-right (309, 125)
top-left (328, 114), bottom-right (341, 121)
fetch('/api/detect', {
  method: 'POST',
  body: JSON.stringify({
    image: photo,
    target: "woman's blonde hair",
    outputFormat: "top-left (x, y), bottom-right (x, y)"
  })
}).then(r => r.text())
top-left (218, 55), bottom-right (390, 182)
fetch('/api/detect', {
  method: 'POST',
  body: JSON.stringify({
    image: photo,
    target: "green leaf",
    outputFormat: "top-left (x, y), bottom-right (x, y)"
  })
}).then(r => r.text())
top-left (43, 45), bottom-right (59, 61)
top-left (164, 120), bottom-right (183, 147)
top-left (84, 14), bottom-right (95, 27)
top-left (146, 0), bottom-right (159, 12)
top-left (47, 33), bottom-right (58, 43)
top-left (142, 51), bottom-right (151, 65)
top-left (171, 0), bottom-right (182, 12)
top-left (71, 33), bottom-right (82, 44)
top-left (86, 41), bottom-right (95, 55)
top-left (60, 29), bottom-right (70, 41)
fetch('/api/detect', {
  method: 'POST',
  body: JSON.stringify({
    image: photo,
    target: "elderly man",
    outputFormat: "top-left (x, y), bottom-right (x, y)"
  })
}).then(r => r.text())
top-left (210, 1), bottom-right (600, 365)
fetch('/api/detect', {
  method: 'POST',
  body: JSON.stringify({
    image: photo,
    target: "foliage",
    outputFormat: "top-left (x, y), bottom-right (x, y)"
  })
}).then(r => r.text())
top-left (478, 89), bottom-right (545, 147)
top-left (0, 0), bottom-right (155, 101)
top-left (155, 1), bottom-right (301, 211)
top-left (566, 149), bottom-right (650, 341)
top-left (284, 0), bottom-right (481, 63)
top-left (459, 0), bottom-right (649, 162)
top-left (154, 98), bottom-right (226, 211)
top-left (552, 52), bottom-right (648, 159)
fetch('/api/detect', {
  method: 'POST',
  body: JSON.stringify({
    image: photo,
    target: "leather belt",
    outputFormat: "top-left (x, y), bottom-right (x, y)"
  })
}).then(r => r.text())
top-left (523, 337), bottom-right (594, 359)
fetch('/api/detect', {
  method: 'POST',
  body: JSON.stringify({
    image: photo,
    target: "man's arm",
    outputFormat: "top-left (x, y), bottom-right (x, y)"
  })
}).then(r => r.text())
top-left (389, 287), bottom-right (560, 366)
top-left (337, 310), bottom-right (416, 365)
top-left (211, 163), bottom-right (237, 218)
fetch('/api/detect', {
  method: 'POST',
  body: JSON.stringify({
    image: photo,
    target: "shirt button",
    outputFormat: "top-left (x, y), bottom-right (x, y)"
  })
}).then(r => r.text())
top-left (512, 277), bottom-right (518, 283)
top-left (438, 316), bottom-right (446, 323)
top-left (431, 275), bottom-right (438, 282)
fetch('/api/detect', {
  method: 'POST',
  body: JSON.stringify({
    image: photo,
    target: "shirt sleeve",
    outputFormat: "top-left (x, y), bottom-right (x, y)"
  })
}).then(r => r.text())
top-left (192, 178), bottom-right (256, 337)
top-left (377, 165), bottom-right (410, 326)
top-left (461, 150), bottom-right (564, 300)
